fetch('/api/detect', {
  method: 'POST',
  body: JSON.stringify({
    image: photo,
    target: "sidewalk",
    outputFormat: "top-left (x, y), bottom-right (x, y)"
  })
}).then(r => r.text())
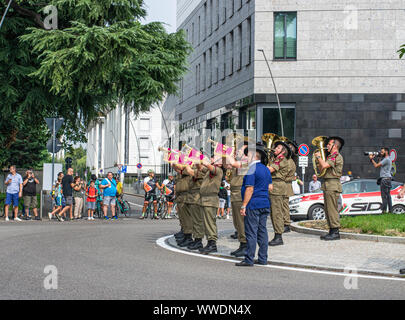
top-left (167, 220), bottom-right (405, 277)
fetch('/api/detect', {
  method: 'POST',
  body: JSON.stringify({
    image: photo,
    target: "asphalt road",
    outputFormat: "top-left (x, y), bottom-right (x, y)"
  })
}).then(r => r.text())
top-left (1, 213), bottom-right (405, 300)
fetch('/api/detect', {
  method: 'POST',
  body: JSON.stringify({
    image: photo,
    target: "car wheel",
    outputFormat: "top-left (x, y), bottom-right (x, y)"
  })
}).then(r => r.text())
top-left (392, 205), bottom-right (405, 214)
top-left (308, 204), bottom-right (326, 220)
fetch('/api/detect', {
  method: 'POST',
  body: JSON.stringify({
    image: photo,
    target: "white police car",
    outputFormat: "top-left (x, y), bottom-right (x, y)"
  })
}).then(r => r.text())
top-left (289, 179), bottom-right (405, 221)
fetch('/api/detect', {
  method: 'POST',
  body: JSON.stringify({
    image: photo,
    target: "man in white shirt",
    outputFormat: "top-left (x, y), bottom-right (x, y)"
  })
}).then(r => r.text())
top-left (308, 174), bottom-right (321, 193)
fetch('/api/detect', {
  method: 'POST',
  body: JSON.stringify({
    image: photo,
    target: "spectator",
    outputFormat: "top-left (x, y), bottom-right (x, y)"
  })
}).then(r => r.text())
top-left (100, 172), bottom-right (118, 220)
top-left (73, 176), bottom-right (84, 219)
top-left (217, 181), bottom-right (228, 219)
top-left (22, 169), bottom-right (40, 220)
top-left (86, 180), bottom-right (98, 220)
top-left (309, 174), bottom-right (321, 193)
top-left (48, 172), bottom-right (64, 221)
top-left (4, 165), bottom-right (23, 222)
top-left (59, 168), bottom-right (75, 220)
top-left (292, 173), bottom-right (304, 195)
top-left (116, 175), bottom-right (124, 206)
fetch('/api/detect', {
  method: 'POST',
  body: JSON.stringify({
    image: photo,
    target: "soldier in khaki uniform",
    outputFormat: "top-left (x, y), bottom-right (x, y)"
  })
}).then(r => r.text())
top-left (283, 141), bottom-right (298, 233)
top-left (225, 144), bottom-right (249, 257)
top-left (314, 136), bottom-right (344, 241)
top-left (268, 141), bottom-right (291, 246)
top-left (172, 164), bottom-right (193, 245)
top-left (183, 164), bottom-right (208, 250)
top-left (198, 157), bottom-right (223, 254)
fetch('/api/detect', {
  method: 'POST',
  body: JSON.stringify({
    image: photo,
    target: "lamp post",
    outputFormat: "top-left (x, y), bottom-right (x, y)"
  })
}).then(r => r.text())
top-left (258, 49), bottom-right (284, 137)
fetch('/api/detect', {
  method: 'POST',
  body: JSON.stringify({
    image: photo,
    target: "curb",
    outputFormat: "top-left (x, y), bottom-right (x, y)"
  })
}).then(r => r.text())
top-left (291, 221), bottom-right (405, 244)
top-left (165, 231), bottom-right (405, 279)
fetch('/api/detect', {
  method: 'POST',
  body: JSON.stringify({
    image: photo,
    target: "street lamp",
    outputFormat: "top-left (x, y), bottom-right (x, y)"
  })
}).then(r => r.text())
top-left (258, 49), bottom-right (284, 137)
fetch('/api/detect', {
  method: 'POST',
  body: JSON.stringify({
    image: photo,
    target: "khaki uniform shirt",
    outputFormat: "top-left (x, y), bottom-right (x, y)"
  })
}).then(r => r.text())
top-left (269, 155), bottom-right (289, 196)
top-left (229, 168), bottom-right (245, 203)
top-left (285, 158), bottom-right (297, 197)
top-left (186, 167), bottom-right (207, 205)
top-left (321, 152), bottom-right (344, 193)
top-left (175, 173), bottom-right (191, 203)
top-left (200, 166), bottom-right (223, 207)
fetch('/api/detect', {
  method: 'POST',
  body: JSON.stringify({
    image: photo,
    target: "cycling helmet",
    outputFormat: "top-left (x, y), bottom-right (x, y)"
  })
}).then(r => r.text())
top-left (147, 169), bottom-right (154, 174)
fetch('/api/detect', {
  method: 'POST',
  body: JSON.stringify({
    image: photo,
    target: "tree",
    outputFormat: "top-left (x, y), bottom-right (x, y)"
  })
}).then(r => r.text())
top-left (399, 44), bottom-right (405, 59)
top-left (0, 0), bottom-right (191, 167)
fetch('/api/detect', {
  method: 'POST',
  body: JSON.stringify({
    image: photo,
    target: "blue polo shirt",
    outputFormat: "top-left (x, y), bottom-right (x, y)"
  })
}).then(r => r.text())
top-left (241, 161), bottom-right (272, 210)
top-left (101, 178), bottom-right (117, 197)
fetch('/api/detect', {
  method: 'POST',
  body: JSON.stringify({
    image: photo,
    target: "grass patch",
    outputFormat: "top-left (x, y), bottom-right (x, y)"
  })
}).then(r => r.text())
top-left (300, 214), bottom-right (405, 237)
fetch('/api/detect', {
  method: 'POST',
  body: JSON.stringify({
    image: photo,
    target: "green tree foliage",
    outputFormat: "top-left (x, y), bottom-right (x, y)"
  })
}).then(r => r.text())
top-left (0, 0), bottom-right (191, 168)
top-left (399, 44), bottom-right (405, 59)
top-left (64, 145), bottom-right (87, 177)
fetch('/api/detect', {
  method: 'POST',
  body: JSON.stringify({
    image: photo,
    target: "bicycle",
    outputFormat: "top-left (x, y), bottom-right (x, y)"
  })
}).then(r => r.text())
top-left (93, 198), bottom-right (104, 219)
top-left (116, 195), bottom-right (131, 217)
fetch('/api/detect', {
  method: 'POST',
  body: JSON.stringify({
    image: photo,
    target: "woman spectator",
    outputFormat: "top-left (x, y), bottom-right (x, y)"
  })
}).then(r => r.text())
top-left (73, 176), bottom-right (84, 219)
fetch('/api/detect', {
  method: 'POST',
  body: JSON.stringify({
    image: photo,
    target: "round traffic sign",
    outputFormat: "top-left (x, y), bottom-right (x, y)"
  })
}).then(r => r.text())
top-left (298, 144), bottom-right (310, 157)
top-left (390, 149), bottom-right (397, 162)
top-left (136, 163), bottom-right (143, 170)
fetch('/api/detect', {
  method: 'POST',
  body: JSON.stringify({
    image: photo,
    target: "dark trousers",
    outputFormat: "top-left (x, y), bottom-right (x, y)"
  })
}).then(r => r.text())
top-left (380, 178), bottom-right (393, 213)
top-left (244, 208), bottom-right (270, 265)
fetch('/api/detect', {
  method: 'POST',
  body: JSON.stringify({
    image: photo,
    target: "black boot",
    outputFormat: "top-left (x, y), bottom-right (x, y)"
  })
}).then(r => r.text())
top-left (230, 231), bottom-right (238, 239)
top-left (323, 228), bottom-right (340, 241)
top-left (187, 238), bottom-right (203, 250)
top-left (231, 242), bottom-right (247, 257)
top-left (233, 243), bottom-right (247, 257)
top-left (199, 240), bottom-right (217, 254)
top-left (178, 234), bottom-right (193, 247)
top-left (268, 234), bottom-right (284, 246)
top-left (284, 225), bottom-right (291, 233)
top-left (174, 230), bottom-right (184, 239)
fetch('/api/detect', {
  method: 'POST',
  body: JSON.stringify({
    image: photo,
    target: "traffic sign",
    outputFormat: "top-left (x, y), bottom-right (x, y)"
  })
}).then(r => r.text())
top-left (299, 156), bottom-right (309, 167)
top-left (298, 144), bottom-right (310, 157)
top-left (136, 163), bottom-right (142, 170)
top-left (121, 165), bottom-right (127, 173)
top-left (45, 118), bottom-right (64, 134)
top-left (46, 138), bottom-right (63, 153)
top-left (390, 149), bottom-right (397, 162)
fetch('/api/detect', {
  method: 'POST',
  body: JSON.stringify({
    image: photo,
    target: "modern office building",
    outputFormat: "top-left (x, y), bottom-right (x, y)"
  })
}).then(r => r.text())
top-left (163, 0), bottom-right (405, 182)
top-left (86, 104), bottom-right (163, 178)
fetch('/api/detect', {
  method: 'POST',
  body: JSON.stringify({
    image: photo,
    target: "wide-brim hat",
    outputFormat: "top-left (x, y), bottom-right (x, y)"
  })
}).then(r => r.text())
top-left (287, 140), bottom-right (299, 155)
top-left (274, 140), bottom-right (292, 159)
top-left (244, 142), bottom-right (268, 158)
top-left (326, 136), bottom-right (345, 150)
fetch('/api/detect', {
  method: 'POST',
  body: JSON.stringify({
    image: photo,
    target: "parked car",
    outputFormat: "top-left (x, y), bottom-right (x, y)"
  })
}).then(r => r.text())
top-left (289, 179), bottom-right (405, 221)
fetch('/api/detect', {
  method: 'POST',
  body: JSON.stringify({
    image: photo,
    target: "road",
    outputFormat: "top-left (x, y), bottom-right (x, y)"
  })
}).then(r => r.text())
top-left (0, 214), bottom-right (404, 300)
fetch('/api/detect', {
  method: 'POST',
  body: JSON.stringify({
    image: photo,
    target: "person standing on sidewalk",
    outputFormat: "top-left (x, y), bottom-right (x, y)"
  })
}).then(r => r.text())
top-left (236, 143), bottom-right (272, 267)
top-left (22, 169), bottom-right (40, 220)
top-left (268, 141), bottom-right (290, 246)
top-left (73, 176), bottom-right (84, 219)
top-left (4, 165), bottom-right (23, 222)
top-left (309, 174), bottom-right (321, 193)
top-left (314, 136), bottom-right (344, 241)
top-left (100, 172), bottom-right (118, 220)
top-left (283, 141), bottom-right (298, 233)
top-left (59, 168), bottom-right (75, 220)
top-left (369, 147), bottom-right (393, 213)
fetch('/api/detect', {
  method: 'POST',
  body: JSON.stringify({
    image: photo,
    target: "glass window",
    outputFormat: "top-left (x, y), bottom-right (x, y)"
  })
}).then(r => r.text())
top-left (274, 12), bottom-right (297, 60)
top-left (342, 181), bottom-right (361, 194)
top-left (139, 137), bottom-right (150, 151)
top-left (361, 181), bottom-right (380, 193)
top-left (139, 118), bottom-right (150, 131)
top-left (262, 107), bottom-right (295, 141)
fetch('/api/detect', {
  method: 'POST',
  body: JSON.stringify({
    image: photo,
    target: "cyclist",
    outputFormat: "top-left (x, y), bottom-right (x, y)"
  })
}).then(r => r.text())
top-left (162, 172), bottom-right (176, 219)
top-left (140, 169), bottom-right (162, 219)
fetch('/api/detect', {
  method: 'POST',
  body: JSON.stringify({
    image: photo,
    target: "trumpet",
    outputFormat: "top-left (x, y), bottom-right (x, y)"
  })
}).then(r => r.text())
top-left (262, 133), bottom-right (280, 163)
top-left (158, 147), bottom-right (180, 164)
top-left (312, 136), bottom-right (329, 177)
top-left (181, 144), bottom-right (208, 164)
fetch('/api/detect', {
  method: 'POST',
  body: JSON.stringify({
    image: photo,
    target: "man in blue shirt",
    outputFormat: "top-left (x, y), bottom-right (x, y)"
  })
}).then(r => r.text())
top-left (4, 165), bottom-right (23, 222)
top-left (100, 172), bottom-right (118, 220)
top-left (236, 143), bottom-right (272, 267)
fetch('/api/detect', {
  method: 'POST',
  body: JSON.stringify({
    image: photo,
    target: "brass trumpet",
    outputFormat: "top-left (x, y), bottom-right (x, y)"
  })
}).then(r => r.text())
top-left (312, 136), bottom-right (329, 177)
top-left (262, 133), bottom-right (280, 162)
top-left (207, 138), bottom-right (235, 158)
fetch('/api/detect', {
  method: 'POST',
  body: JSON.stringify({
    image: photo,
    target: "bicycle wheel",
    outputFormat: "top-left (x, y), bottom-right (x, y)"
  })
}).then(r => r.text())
top-left (172, 203), bottom-right (178, 219)
top-left (122, 201), bottom-right (131, 217)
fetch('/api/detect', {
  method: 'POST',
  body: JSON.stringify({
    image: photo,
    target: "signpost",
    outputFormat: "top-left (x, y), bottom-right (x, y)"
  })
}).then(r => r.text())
top-left (298, 144), bottom-right (310, 193)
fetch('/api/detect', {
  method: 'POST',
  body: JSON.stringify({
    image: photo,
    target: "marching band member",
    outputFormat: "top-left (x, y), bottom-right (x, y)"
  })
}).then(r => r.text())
top-left (314, 136), bottom-right (344, 241)
top-left (268, 141), bottom-right (291, 246)
top-left (283, 140), bottom-right (298, 233)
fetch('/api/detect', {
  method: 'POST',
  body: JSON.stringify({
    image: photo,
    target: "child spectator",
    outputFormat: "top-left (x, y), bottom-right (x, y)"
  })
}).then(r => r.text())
top-left (86, 180), bottom-right (98, 220)
top-left (48, 172), bottom-right (64, 221)
top-left (217, 181), bottom-right (228, 219)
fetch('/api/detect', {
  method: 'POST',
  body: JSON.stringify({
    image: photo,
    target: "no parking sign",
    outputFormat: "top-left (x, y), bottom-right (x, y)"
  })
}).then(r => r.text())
top-left (298, 144), bottom-right (310, 157)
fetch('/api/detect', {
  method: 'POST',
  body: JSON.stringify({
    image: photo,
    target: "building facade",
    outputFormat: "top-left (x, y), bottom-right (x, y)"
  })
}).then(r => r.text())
top-left (86, 104), bottom-right (163, 179)
top-left (164, 0), bottom-right (405, 183)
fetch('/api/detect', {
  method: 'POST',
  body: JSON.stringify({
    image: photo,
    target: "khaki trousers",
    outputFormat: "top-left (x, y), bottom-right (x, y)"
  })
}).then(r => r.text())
top-left (231, 200), bottom-right (246, 243)
top-left (74, 197), bottom-right (83, 218)
top-left (323, 191), bottom-right (341, 229)
top-left (181, 203), bottom-right (193, 234)
top-left (189, 204), bottom-right (205, 239)
top-left (203, 206), bottom-right (218, 242)
top-left (282, 195), bottom-right (291, 226)
top-left (270, 195), bottom-right (284, 235)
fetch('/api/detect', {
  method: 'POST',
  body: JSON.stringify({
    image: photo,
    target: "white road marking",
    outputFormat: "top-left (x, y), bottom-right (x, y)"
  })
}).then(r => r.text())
top-left (156, 235), bottom-right (405, 282)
